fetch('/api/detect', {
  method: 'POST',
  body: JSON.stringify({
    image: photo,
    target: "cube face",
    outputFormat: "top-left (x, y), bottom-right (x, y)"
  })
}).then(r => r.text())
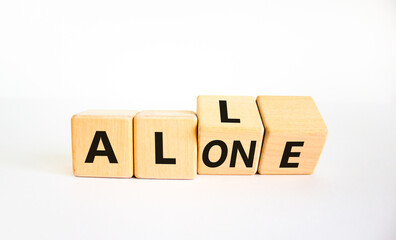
top-left (197, 96), bottom-right (264, 175)
top-left (256, 96), bottom-right (328, 174)
top-left (71, 110), bottom-right (138, 178)
top-left (134, 111), bottom-right (197, 179)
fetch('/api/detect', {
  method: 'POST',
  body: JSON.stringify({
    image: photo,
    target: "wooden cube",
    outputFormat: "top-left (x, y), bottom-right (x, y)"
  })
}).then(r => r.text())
top-left (197, 96), bottom-right (264, 175)
top-left (71, 110), bottom-right (138, 178)
top-left (256, 96), bottom-right (328, 174)
top-left (133, 111), bottom-right (197, 179)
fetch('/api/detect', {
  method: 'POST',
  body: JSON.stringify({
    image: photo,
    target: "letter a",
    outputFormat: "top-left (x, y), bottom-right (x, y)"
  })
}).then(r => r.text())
top-left (85, 131), bottom-right (118, 163)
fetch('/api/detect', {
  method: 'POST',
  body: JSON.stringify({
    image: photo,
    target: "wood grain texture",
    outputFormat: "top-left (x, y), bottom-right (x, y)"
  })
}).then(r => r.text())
top-left (256, 96), bottom-right (328, 174)
top-left (71, 110), bottom-right (138, 178)
top-left (197, 95), bottom-right (264, 175)
top-left (133, 110), bottom-right (197, 179)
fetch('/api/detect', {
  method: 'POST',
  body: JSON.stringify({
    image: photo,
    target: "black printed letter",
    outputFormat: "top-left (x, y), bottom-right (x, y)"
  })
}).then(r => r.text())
top-left (279, 141), bottom-right (304, 168)
top-left (85, 131), bottom-right (118, 163)
top-left (202, 140), bottom-right (228, 167)
top-left (219, 100), bottom-right (240, 123)
top-left (155, 132), bottom-right (176, 164)
top-left (230, 141), bottom-right (256, 168)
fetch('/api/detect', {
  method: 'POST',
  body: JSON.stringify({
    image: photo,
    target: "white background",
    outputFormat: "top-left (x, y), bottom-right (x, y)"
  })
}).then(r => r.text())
top-left (0, 0), bottom-right (395, 239)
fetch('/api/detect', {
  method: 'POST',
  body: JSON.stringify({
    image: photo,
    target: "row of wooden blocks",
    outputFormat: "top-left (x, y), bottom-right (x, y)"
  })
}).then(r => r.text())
top-left (71, 96), bottom-right (328, 179)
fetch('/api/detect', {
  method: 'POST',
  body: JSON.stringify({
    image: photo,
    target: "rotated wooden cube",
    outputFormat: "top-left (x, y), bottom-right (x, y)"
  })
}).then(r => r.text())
top-left (71, 110), bottom-right (138, 178)
top-left (256, 96), bottom-right (328, 174)
top-left (133, 111), bottom-right (197, 179)
top-left (197, 95), bottom-right (264, 175)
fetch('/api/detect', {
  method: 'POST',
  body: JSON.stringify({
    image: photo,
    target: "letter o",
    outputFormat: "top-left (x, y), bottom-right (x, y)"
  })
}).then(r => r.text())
top-left (202, 140), bottom-right (228, 168)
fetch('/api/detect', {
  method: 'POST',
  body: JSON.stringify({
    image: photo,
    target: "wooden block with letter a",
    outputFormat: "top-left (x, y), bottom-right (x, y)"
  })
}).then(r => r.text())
top-left (197, 95), bottom-right (264, 175)
top-left (133, 111), bottom-right (197, 179)
top-left (256, 96), bottom-right (328, 174)
top-left (71, 110), bottom-right (138, 178)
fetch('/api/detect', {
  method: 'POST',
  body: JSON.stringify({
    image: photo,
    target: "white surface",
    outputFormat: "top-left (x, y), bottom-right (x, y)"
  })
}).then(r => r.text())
top-left (0, 0), bottom-right (395, 239)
